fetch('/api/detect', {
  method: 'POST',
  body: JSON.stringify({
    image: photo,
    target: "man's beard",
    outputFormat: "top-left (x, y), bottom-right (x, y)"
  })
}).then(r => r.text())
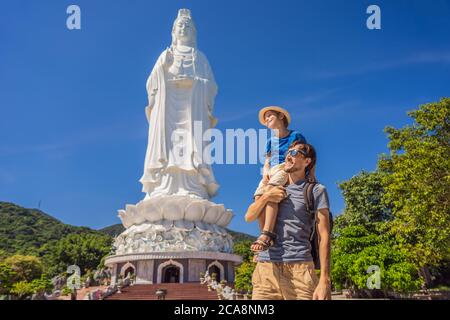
top-left (284, 165), bottom-right (300, 173)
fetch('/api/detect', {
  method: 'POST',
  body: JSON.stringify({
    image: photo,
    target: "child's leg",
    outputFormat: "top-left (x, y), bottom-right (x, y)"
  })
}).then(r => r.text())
top-left (260, 164), bottom-right (285, 234)
top-left (254, 195), bottom-right (266, 230)
top-left (251, 200), bottom-right (278, 252)
top-left (250, 164), bottom-right (285, 252)
top-left (250, 195), bottom-right (267, 255)
top-left (250, 195), bottom-right (266, 253)
top-left (251, 188), bottom-right (281, 252)
top-left (251, 165), bottom-right (287, 252)
top-left (262, 201), bottom-right (278, 234)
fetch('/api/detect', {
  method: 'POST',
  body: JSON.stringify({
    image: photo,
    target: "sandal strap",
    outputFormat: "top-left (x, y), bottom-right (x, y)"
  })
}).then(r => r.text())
top-left (253, 239), bottom-right (271, 247)
top-left (261, 230), bottom-right (277, 240)
top-left (252, 239), bottom-right (271, 251)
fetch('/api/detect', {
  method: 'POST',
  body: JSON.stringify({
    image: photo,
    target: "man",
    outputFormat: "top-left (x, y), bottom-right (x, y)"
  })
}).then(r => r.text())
top-left (245, 142), bottom-right (332, 300)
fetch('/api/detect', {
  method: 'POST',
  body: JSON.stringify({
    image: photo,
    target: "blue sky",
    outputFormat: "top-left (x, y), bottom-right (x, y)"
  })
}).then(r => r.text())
top-left (1, 0), bottom-right (449, 236)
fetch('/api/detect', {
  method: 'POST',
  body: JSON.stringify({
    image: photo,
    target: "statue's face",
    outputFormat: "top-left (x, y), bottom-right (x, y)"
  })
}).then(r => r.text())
top-left (174, 18), bottom-right (194, 42)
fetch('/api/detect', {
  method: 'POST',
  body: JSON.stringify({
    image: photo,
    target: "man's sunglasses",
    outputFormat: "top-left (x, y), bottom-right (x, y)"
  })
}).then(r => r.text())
top-left (286, 148), bottom-right (308, 158)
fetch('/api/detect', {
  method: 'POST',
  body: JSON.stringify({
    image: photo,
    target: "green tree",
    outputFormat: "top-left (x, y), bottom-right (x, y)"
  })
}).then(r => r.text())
top-left (379, 98), bottom-right (450, 272)
top-left (332, 171), bottom-right (422, 293)
top-left (42, 233), bottom-right (112, 276)
top-left (0, 249), bottom-right (9, 261)
top-left (8, 275), bottom-right (53, 300)
top-left (4, 255), bottom-right (43, 282)
top-left (0, 263), bottom-right (17, 295)
top-left (30, 274), bottom-right (53, 296)
top-left (233, 240), bottom-right (256, 293)
top-left (233, 240), bottom-right (254, 262)
top-left (333, 99), bottom-right (450, 292)
top-left (334, 171), bottom-right (392, 231)
top-left (234, 261), bottom-right (255, 293)
top-left (332, 225), bottom-right (421, 292)
top-left (10, 281), bottom-right (35, 299)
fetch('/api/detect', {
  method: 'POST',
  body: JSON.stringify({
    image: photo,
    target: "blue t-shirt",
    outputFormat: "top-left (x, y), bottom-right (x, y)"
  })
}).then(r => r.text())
top-left (266, 130), bottom-right (307, 167)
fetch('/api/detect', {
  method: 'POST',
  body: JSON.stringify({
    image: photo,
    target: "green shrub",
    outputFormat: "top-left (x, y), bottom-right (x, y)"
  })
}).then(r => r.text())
top-left (4, 255), bottom-right (43, 282)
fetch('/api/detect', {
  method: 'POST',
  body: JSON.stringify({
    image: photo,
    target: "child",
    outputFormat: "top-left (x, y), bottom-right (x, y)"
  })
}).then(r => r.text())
top-left (250, 106), bottom-right (311, 253)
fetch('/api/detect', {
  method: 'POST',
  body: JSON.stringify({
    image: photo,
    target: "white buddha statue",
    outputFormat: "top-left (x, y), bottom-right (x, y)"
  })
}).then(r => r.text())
top-left (140, 9), bottom-right (219, 200)
top-left (114, 9), bottom-right (234, 255)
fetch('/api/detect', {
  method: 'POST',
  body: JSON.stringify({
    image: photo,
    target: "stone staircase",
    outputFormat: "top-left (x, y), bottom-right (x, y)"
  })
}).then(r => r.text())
top-left (104, 283), bottom-right (219, 300)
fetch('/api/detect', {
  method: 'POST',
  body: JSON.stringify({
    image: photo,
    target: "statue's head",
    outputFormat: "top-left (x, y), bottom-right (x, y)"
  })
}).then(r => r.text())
top-left (171, 9), bottom-right (197, 48)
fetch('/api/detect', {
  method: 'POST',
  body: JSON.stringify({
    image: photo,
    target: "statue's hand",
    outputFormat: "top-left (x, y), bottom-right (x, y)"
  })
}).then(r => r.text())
top-left (163, 49), bottom-right (174, 69)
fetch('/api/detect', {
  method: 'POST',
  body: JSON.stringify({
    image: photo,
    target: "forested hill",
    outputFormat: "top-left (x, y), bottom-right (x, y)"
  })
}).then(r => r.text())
top-left (0, 202), bottom-right (102, 255)
top-left (0, 201), bottom-right (255, 256)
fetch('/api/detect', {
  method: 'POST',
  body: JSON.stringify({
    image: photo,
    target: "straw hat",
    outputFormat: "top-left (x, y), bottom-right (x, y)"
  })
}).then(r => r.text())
top-left (258, 106), bottom-right (291, 126)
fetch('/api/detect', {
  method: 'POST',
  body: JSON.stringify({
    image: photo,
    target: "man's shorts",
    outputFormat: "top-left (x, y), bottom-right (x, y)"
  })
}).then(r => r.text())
top-left (253, 163), bottom-right (288, 197)
top-left (251, 261), bottom-right (319, 300)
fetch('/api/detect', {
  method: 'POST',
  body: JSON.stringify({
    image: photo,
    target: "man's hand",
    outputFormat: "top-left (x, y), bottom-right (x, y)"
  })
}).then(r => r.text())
top-left (244, 186), bottom-right (287, 223)
top-left (313, 280), bottom-right (331, 300)
top-left (265, 186), bottom-right (287, 203)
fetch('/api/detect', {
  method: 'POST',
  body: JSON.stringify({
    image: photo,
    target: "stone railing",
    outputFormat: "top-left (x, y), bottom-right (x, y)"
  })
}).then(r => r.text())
top-left (83, 286), bottom-right (118, 300)
top-left (199, 271), bottom-right (251, 300)
top-left (83, 275), bottom-right (135, 300)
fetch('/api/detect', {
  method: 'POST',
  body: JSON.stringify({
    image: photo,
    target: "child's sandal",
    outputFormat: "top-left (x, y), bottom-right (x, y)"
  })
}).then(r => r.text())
top-left (251, 230), bottom-right (277, 253)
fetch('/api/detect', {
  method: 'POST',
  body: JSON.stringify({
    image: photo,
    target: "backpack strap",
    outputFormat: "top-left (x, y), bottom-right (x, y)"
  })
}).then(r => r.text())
top-left (303, 179), bottom-right (318, 241)
top-left (303, 180), bottom-right (316, 215)
top-left (304, 180), bottom-right (320, 270)
top-left (304, 179), bottom-right (334, 269)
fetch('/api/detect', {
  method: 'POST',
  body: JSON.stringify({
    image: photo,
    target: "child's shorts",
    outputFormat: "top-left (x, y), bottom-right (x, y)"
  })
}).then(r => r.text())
top-left (253, 163), bottom-right (288, 197)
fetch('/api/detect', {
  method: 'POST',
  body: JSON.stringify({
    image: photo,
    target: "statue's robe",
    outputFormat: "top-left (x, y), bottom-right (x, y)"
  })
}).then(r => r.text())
top-left (140, 48), bottom-right (219, 199)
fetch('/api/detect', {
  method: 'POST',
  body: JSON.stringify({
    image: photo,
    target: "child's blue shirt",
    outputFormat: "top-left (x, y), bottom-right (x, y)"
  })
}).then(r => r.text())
top-left (266, 130), bottom-right (307, 167)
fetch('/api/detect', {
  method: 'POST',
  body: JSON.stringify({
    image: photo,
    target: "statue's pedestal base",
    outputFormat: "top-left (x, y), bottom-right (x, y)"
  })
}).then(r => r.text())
top-left (113, 220), bottom-right (233, 255)
top-left (104, 251), bottom-right (242, 285)
top-left (111, 194), bottom-right (240, 285)
top-left (118, 195), bottom-right (234, 228)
